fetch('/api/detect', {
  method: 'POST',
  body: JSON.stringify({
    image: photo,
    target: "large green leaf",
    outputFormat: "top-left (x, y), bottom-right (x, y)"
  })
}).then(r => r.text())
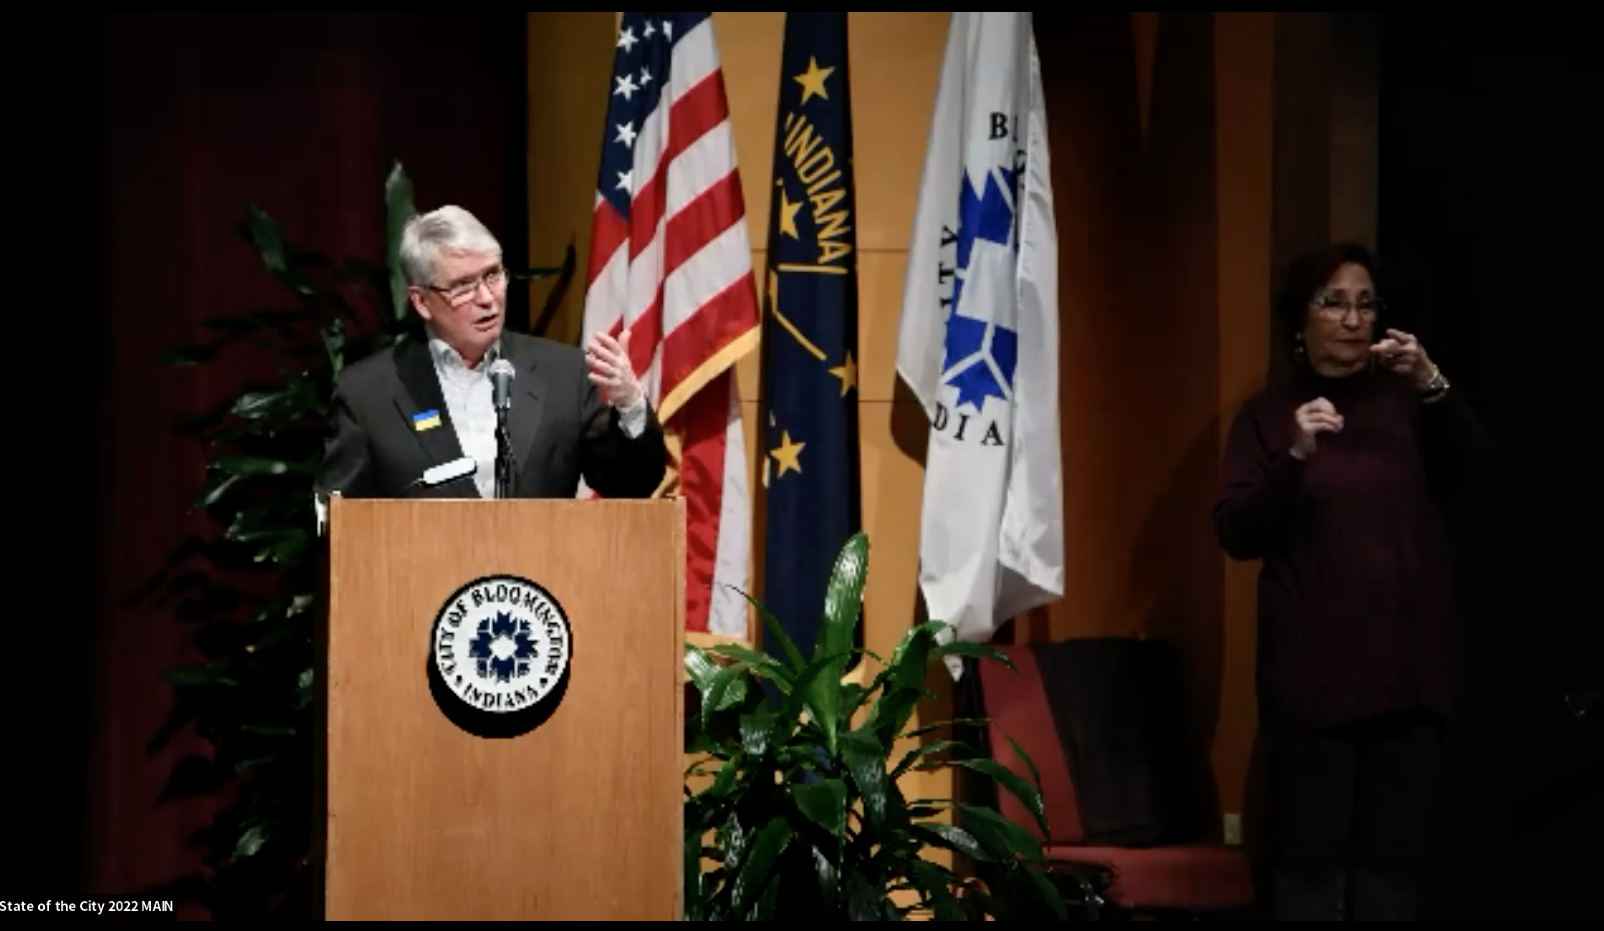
top-left (245, 205), bottom-right (288, 278)
top-left (946, 758), bottom-right (1050, 840)
top-left (384, 160), bottom-right (415, 321)
top-left (730, 586), bottom-right (805, 673)
top-left (212, 455), bottom-right (316, 478)
top-left (729, 817), bottom-right (790, 917)
top-left (806, 532), bottom-right (868, 754)
top-left (792, 778), bottom-right (847, 836)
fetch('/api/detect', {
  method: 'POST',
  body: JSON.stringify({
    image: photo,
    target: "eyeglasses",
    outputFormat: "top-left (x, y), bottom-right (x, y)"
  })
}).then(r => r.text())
top-left (1311, 291), bottom-right (1384, 320)
top-left (427, 265), bottom-right (507, 306)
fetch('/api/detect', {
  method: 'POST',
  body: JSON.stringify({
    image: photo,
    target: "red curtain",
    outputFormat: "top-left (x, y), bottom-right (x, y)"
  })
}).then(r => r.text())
top-left (27, 13), bottom-right (527, 913)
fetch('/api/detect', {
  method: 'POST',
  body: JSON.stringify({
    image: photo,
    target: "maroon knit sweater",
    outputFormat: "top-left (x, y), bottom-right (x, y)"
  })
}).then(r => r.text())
top-left (1213, 365), bottom-right (1487, 740)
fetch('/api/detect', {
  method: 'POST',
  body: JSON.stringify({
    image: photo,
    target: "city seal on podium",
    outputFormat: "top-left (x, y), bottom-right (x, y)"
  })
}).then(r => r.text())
top-left (428, 574), bottom-right (572, 731)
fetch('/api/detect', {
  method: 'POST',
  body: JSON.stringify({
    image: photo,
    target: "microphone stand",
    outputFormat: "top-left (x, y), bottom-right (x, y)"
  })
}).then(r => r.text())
top-left (494, 405), bottom-right (514, 499)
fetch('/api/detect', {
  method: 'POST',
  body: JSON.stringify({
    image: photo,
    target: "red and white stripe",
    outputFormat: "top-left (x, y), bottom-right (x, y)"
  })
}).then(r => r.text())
top-left (580, 15), bottom-right (759, 641)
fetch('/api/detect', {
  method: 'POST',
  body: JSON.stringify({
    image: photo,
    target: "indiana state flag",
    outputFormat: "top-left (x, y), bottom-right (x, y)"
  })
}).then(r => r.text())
top-left (759, 11), bottom-right (863, 675)
top-left (895, 12), bottom-right (1064, 672)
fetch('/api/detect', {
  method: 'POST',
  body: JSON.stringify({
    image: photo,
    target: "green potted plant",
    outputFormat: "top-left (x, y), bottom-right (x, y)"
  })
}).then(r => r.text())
top-left (143, 161), bottom-right (576, 917)
top-left (683, 531), bottom-right (1071, 920)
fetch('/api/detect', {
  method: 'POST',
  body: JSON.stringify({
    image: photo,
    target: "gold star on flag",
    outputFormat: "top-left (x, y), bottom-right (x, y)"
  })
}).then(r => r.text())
top-left (829, 351), bottom-right (857, 397)
top-left (793, 57), bottom-right (834, 105)
top-left (775, 180), bottom-right (802, 239)
top-left (769, 430), bottom-right (804, 478)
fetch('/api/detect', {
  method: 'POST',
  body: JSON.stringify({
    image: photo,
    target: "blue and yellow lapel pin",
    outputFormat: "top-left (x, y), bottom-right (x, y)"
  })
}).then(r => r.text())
top-left (413, 408), bottom-right (442, 432)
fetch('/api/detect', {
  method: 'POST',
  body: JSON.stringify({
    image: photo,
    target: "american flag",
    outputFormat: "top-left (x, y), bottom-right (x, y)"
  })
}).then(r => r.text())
top-left (580, 12), bottom-right (760, 643)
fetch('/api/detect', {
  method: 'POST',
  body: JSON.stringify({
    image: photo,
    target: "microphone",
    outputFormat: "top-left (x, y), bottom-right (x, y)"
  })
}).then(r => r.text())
top-left (487, 358), bottom-right (516, 498)
top-left (489, 358), bottom-right (516, 412)
top-left (406, 456), bottom-right (477, 493)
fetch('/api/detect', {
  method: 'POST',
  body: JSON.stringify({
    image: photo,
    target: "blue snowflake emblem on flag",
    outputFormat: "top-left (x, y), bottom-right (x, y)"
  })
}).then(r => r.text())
top-left (941, 164), bottom-right (1021, 413)
top-left (468, 611), bottom-right (537, 683)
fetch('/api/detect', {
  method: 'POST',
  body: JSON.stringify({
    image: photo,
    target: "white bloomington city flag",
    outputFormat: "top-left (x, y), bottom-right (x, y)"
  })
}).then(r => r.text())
top-left (895, 11), bottom-right (1065, 678)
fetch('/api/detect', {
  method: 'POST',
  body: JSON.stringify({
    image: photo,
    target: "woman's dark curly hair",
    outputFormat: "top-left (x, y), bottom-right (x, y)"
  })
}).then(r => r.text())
top-left (1274, 241), bottom-right (1386, 351)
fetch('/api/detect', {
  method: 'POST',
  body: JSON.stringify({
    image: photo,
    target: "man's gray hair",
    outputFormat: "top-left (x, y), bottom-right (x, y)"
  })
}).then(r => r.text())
top-left (398, 205), bottom-right (503, 287)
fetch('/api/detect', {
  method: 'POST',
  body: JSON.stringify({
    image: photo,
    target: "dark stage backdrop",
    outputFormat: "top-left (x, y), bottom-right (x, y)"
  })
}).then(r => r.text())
top-left (1377, 12), bottom-right (1601, 921)
top-left (6, 12), bottom-right (528, 912)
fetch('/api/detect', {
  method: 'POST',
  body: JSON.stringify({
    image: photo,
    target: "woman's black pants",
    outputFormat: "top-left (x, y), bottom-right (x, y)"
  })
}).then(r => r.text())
top-left (1267, 708), bottom-right (1444, 921)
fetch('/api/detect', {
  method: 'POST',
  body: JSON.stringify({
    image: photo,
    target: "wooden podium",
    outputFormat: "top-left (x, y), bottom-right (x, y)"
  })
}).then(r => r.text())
top-left (317, 496), bottom-right (685, 921)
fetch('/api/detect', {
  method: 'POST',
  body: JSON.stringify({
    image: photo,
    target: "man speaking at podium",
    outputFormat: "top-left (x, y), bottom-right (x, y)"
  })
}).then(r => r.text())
top-left (315, 205), bottom-right (668, 503)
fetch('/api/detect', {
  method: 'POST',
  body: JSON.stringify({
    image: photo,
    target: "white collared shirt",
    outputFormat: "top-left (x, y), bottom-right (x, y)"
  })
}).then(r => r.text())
top-left (426, 332), bottom-right (648, 498)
